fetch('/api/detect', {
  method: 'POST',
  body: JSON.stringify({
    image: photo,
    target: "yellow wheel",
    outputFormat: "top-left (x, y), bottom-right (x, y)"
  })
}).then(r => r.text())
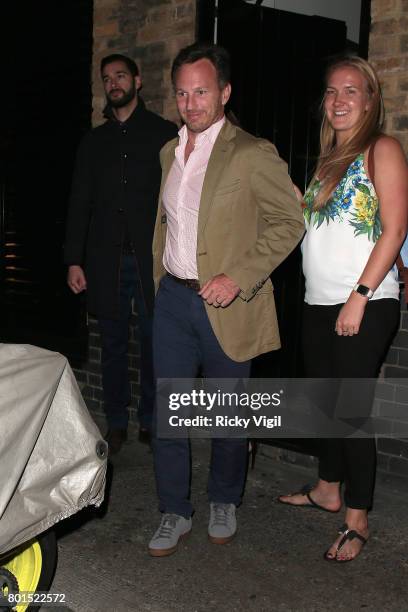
top-left (0, 530), bottom-right (57, 611)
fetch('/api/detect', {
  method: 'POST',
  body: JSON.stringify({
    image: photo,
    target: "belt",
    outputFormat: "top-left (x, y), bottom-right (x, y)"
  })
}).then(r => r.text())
top-left (167, 273), bottom-right (200, 292)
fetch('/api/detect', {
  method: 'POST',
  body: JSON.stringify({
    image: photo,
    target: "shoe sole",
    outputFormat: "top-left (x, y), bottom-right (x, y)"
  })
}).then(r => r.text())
top-left (208, 531), bottom-right (236, 545)
top-left (277, 497), bottom-right (340, 514)
top-left (148, 529), bottom-right (191, 557)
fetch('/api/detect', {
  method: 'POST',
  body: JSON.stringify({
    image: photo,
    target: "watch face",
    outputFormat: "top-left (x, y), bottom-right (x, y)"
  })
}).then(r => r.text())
top-left (355, 284), bottom-right (373, 298)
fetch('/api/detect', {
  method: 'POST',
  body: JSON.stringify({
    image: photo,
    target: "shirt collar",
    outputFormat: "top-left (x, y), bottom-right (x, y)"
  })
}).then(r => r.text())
top-left (178, 115), bottom-right (226, 149)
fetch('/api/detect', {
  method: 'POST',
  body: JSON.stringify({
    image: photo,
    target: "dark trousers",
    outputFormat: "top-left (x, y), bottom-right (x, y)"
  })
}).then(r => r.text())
top-left (152, 274), bottom-right (251, 518)
top-left (302, 299), bottom-right (400, 509)
top-left (98, 255), bottom-right (154, 431)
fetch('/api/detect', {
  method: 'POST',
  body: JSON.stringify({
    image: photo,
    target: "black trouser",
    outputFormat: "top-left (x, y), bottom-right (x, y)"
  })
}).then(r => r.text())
top-left (98, 255), bottom-right (154, 431)
top-left (302, 299), bottom-right (399, 509)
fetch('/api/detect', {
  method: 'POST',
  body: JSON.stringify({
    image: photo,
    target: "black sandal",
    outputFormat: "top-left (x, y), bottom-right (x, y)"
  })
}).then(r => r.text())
top-left (278, 484), bottom-right (340, 514)
top-left (324, 523), bottom-right (367, 562)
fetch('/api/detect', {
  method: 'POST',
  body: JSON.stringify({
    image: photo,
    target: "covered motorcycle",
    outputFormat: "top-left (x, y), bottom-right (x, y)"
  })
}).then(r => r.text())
top-left (0, 344), bottom-right (107, 610)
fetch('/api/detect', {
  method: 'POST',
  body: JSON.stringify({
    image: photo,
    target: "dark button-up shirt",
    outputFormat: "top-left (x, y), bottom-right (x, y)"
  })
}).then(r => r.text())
top-left (64, 98), bottom-right (178, 317)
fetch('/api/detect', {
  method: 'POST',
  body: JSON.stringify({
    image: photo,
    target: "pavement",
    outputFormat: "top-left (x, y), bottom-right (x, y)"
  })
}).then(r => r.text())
top-left (50, 419), bottom-right (408, 612)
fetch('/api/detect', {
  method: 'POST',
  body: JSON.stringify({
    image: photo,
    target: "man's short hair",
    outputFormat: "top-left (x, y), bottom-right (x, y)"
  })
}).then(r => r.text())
top-left (100, 54), bottom-right (139, 77)
top-left (171, 43), bottom-right (231, 89)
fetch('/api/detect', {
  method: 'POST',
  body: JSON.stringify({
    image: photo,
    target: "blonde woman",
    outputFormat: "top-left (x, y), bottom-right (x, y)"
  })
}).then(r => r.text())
top-left (279, 56), bottom-right (408, 562)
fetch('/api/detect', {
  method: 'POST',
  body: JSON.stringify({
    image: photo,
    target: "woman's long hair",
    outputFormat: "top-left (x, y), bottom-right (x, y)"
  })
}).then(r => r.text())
top-left (313, 56), bottom-right (385, 209)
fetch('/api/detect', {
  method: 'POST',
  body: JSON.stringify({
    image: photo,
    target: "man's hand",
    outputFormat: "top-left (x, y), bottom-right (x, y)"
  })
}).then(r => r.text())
top-left (67, 265), bottom-right (87, 294)
top-left (199, 274), bottom-right (240, 308)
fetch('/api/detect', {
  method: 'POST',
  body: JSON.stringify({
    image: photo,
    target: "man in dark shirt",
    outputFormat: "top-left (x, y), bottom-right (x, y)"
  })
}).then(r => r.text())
top-left (64, 54), bottom-right (177, 454)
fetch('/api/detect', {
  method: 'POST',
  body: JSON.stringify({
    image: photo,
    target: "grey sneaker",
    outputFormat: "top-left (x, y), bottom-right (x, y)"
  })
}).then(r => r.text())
top-left (148, 513), bottom-right (192, 557)
top-left (208, 503), bottom-right (237, 544)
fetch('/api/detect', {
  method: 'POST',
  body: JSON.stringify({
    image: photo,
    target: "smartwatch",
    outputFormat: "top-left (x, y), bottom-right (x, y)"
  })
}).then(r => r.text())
top-left (353, 284), bottom-right (374, 299)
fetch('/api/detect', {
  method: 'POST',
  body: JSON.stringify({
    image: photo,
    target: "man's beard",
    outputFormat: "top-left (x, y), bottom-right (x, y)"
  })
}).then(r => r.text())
top-left (107, 84), bottom-right (136, 108)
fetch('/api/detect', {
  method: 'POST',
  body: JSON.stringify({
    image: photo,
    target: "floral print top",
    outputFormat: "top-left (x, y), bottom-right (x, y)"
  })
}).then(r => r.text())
top-left (303, 154), bottom-right (381, 242)
top-left (301, 154), bottom-right (399, 305)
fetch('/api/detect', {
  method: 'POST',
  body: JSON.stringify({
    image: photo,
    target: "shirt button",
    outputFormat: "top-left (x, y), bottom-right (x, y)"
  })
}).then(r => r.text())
top-left (118, 208), bottom-right (124, 213)
top-left (123, 153), bottom-right (127, 158)
top-left (123, 179), bottom-right (127, 184)
top-left (122, 129), bottom-right (127, 134)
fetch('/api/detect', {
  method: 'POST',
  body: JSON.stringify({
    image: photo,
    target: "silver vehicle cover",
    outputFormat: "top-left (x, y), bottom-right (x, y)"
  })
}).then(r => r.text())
top-left (0, 344), bottom-right (107, 554)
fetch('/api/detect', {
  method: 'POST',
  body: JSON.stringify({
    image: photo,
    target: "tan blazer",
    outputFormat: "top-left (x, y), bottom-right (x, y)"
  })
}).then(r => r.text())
top-left (152, 119), bottom-right (304, 362)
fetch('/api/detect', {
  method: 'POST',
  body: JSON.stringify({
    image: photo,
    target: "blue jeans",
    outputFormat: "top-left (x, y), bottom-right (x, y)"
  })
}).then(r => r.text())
top-left (152, 274), bottom-right (251, 518)
top-left (98, 255), bottom-right (154, 431)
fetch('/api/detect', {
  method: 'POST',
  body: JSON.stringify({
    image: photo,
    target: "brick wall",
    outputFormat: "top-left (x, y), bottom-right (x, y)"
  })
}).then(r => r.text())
top-left (76, 0), bottom-right (196, 424)
top-left (373, 321), bottom-right (408, 481)
top-left (369, 0), bottom-right (408, 150)
top-left (92, 0), bottom-right (196, 125)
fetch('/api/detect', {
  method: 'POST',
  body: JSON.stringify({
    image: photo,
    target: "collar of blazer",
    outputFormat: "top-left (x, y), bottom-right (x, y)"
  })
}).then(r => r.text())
top-left (159, 118), bottom-right (238, 235)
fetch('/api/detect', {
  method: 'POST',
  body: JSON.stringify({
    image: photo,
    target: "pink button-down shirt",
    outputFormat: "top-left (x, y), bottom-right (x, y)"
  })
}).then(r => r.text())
top-left (162, 116), bottom-right (225, 279)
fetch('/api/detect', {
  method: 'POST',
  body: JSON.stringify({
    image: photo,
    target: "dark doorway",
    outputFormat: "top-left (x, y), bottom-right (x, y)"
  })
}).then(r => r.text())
top-left (0, 2), bottom-right (93, 365)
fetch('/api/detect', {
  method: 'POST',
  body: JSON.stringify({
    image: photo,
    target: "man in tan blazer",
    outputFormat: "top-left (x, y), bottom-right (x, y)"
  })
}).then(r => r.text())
top-left (149, 43), bottom-right (304, 557)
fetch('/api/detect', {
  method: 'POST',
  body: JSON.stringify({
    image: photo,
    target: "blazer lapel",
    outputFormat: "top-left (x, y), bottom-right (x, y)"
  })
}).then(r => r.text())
top-left (197, 120), bottom-right (236, 237)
